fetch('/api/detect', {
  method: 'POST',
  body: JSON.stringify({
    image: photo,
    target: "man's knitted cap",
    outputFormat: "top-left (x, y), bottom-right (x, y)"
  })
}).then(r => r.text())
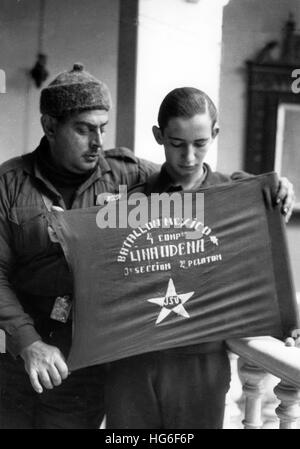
top-left (40, 63), bottom-right (112, 117)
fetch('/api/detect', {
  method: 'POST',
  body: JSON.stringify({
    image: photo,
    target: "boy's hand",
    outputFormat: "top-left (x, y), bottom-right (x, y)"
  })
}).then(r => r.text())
top-left (276, 177), bottom-right (295, 223)
top-left (285, 329), bottom-right (300, 347)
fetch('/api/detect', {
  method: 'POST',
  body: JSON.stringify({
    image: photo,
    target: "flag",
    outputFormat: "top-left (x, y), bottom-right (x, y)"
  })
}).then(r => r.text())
top-left (50, 173), bottom-right (299, 371)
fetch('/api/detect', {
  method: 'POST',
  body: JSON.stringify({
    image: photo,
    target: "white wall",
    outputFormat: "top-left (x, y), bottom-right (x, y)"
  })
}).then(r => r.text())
top-left (0, 0), bottom-right (120, 163)
top-left (134, 0), bottom-right (229, 167)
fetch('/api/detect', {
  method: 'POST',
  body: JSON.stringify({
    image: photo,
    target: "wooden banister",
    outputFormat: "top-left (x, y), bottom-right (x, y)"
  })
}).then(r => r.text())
top-left (226, 337), bottom-right (300, 388)
top-left (226, 337), bottom-right (300, 428)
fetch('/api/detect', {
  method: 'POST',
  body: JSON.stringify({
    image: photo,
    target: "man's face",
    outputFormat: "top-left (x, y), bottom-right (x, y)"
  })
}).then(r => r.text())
top-left (153, 113), bottom-right (218, 182)
top-left (50, 109), bottom-right (109, 174)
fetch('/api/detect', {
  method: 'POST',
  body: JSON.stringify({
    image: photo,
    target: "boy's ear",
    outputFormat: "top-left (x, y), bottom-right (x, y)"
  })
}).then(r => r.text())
top-left (152, 125), bottom-right (164, 145)
top-left (212, 124), bottom-right (219, 140)
top-left (41, 114), bottom-right (58, 142)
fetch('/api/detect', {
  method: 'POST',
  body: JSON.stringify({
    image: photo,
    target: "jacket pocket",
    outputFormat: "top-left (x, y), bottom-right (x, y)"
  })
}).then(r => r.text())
top-left (9, 206), bottom-right (50, 257)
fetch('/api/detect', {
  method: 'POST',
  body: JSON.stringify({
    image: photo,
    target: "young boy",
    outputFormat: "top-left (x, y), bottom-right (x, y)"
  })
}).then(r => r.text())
top-left (104, 87), bottom-right (294, 429)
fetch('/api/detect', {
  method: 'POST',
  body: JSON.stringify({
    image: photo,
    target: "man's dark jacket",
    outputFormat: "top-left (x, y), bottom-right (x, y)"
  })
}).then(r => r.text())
top-left (0, 138), bottom-right (158, 356)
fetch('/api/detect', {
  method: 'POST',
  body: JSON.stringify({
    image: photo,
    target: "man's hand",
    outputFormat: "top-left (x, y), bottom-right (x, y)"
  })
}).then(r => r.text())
top-left (20, 340), bottom-right (69, 394)
top-left (277, 177), bottom-right (296, 223)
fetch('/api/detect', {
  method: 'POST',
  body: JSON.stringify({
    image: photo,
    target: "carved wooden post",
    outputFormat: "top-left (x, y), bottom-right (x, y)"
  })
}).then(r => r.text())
top-left (274, 382), bottom-right (300, 429)
top-left (100, 415), bottom-right (106, 429)
top-left (223, 352), bottom-right (244, 428)
top-left (239, 359), bottom-right (267, 429)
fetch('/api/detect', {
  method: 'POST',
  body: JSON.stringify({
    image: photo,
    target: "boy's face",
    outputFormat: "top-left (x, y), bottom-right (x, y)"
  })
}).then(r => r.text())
top-left (153, 112), bottom-right (218, 182)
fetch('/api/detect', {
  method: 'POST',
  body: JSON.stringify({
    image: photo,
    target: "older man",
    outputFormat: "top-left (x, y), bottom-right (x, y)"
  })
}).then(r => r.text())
top-left (0, 63), bottom-right (158, 429)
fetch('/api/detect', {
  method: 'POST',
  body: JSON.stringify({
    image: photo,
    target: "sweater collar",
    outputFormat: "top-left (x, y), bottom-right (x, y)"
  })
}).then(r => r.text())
top-left (22, 136), bottom-right (112, 194)
top-left (145, 162), bottom-right (210, 195)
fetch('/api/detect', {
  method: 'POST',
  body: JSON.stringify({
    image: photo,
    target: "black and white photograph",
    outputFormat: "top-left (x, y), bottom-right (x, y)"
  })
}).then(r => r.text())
top-left (0, 0), bottom-right (300, 434)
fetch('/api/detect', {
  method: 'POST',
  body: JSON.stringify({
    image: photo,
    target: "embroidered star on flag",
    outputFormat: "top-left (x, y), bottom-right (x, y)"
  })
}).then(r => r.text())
top-left (147, 278), bottom-right (194, 324)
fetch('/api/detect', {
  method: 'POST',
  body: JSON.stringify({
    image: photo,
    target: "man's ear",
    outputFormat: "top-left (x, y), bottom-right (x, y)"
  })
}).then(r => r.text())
top-left (212, 124), bottom-right (219, 140)
top-left (152, 125), bottom-right (164, 145)
top-left (41, 115), bottom-right (58, 142)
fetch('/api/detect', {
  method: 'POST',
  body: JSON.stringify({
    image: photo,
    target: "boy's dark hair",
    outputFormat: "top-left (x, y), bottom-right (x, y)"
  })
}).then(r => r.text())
top-left (157, 87), bottom-right (218, 131)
